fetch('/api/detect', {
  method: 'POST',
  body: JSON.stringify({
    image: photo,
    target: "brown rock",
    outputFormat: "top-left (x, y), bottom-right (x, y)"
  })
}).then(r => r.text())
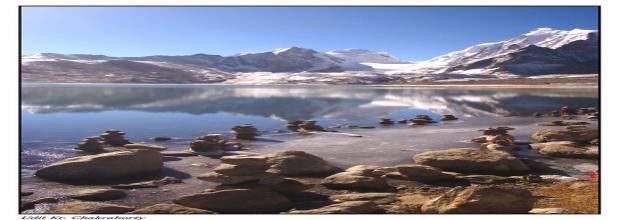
top-left (123, 143), bottom-right (167, 151)
top-left (65, 189), bottom-right (127, 201)
top-left (213, 163), bottom-right (269, 176)
top-left (321, 172), bottom-right (392, 191)
top-left (288, 201), bottom-right (382, 214)
top-left (173, 189), bottom-right (292, 213)
top-left (266, 151), bottom-right (335, 176)
top-left (421, 186), bottom-right (534, 214)
top-left (111, 176), bottom-right (181, 189)
top-left (221, 155), bottom-right (268, 166)
top-left (413, 148), bottom-right (529, 175)
top-left (52, 201), bottom-right (135, 214)
top-left (330, 193), bottom-right (397, 205)
top-left (529, 141), bottom-right (598, 159)
top-left (532, 127), bottom-right (598, 143)
top-left (395, 164), bottom-right (455, 182)
top-left (34, 150), bottom-right (163, 181)
top-left (129, 203), bottom-right (215, 214)
top-left (197, 172), bottom-right (262, 184)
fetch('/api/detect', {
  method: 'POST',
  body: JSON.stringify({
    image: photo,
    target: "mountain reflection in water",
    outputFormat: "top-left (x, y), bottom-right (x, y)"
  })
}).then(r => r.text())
top-left (22, 84), bottom-right (598, 120)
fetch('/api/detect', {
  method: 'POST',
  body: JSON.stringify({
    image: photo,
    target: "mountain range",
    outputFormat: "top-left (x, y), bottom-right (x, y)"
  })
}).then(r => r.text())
top-left (21, 28), bottom-right (598, 84)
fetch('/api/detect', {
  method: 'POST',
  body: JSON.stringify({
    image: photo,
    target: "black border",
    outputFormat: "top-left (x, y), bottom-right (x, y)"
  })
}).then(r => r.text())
top-left (18, 5), bottom-right (602, 215)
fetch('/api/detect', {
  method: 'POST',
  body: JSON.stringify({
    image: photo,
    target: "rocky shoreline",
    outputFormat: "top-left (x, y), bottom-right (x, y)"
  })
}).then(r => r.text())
top-left (20, 107), bottom-right (600, 214)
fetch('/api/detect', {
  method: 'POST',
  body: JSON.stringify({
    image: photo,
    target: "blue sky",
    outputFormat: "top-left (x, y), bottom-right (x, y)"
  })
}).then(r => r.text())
top-left (21, 7), bottom-right (598, 61)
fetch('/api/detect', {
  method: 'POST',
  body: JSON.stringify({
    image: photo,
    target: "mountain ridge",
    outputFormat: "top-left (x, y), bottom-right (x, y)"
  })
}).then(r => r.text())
top-left (21, 28), bottom-right (598, 84)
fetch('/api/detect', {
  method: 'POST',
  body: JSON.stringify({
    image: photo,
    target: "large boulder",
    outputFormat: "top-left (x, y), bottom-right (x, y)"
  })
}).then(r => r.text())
top-left (65, 189), bottom-right (126, 201)
top-left (321, 172), bottom-right (392, 191)
top-left (421, 186), bottom-right (534, 214)
top-left (532, 127), bottom-right (598, 143)
top-left (128, 203), bottom-right (215, 214)
top-left (529, 141), bottom-right (598, 159)
top-left (221, 155), bottom-right (268, 166)
top-left (288, 201), bottom-right (382, 214)
top-left (412, 148), bottom-right (529, 175)
top-left (34, 150), bottom-right (163, 181)
top-left (173, 189), bottom-right (292, 213)
top-left (266, 151), bottom-right (335, 176)
top-left (52, 201), bottom-right (135, 214)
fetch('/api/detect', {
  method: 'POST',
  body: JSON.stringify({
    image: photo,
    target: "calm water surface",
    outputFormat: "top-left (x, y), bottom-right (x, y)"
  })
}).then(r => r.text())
top-left (21, 84), bottom-right (598, 171)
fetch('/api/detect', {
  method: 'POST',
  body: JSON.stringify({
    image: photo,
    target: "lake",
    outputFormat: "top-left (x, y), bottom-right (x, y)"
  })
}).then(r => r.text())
top-left (19, 84), bottom-right (599, 212)
top-left (21, 84), bottom-right (598, 171)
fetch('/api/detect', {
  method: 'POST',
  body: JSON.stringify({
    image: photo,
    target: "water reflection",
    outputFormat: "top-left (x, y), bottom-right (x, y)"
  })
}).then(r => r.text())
top-left (22, 84), bottom-right (598, 119)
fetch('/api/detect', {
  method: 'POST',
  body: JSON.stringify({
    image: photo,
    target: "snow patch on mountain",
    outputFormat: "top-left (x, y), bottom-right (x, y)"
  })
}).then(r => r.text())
top-left (327, 49), bottom-right (410, 64)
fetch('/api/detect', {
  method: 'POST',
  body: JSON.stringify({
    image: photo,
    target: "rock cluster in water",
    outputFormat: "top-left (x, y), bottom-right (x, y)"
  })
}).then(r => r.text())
top-left (471, 127), bottom-right (516, 151)
top-left (100, 129), bottom-right (131, 147)
top-left (231, 124), bottom-right (258, 139)
top-left (379, 118), bottom-right (394, 125)
top-left (286, 120), bottom-right (326, 132)
top-left (75, 136), bottom-right (106, 152)
top-left (188, 134), bottom-right (242, 156)
top-left (441, 114), bottom-right (458, 121)
top-left (409, 115), bottom-right (437, 125)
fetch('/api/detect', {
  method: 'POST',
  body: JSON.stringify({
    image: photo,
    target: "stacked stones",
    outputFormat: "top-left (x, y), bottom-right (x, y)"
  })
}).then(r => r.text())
top-left (198, 155), bottom-right (270, 185)
top-left (409, 115), bottom-right (436, 125)
top-left (189, 134), bottom-right (228, 155)
top-left (472, 127), bottom-right (516, 151)
top-left (100, 129), bottom-right (131, 147)
top-left (231, 124), bottom-right (258, 140)
top-left (379, 118), bottom-right (394, 125)
top-left (286, 120), bottom-right (325, 132)
top-left (75, 136), bottom-right (106, 152)
top-left (441, 115), bottom-right (458, 121)
top-left (197, 155), bottom-right (311, 195)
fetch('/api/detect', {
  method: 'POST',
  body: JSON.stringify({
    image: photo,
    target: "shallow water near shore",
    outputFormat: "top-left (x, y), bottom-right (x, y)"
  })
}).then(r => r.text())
top-left (20, 84), bottom-right (599, 213)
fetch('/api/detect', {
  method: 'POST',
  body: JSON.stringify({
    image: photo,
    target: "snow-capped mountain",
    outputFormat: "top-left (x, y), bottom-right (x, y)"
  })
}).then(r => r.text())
top-left (326, 49), bottom-right (410, 64)
top-left (404, 28), bottom-right (598, 75)
top-left (21, 28), bottom-right (598, 84)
